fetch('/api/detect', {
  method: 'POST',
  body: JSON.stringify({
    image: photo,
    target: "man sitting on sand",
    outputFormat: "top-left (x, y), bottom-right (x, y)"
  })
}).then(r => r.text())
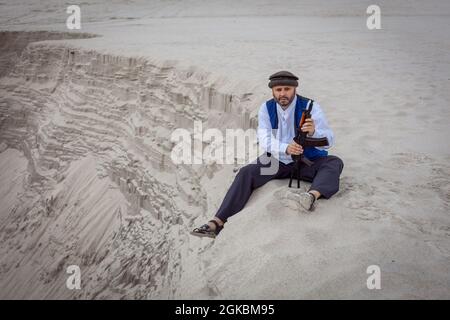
top-left (191, 71), bottom-right (344, 238)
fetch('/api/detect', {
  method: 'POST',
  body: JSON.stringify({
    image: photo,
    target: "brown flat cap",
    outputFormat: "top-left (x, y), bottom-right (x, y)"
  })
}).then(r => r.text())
top-left (268, 70), bottom-right (299, 88)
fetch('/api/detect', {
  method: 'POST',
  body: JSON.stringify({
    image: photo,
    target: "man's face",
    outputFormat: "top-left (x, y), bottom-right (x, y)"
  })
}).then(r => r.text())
top-left (272, 86), bottom-right (296, 107)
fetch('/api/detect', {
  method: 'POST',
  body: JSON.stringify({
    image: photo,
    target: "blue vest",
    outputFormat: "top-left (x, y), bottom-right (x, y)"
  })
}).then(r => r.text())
top-left (265, 95), bottom-right (328, 160)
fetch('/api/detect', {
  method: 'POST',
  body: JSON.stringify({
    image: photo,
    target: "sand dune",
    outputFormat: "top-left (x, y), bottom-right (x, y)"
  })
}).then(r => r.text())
top-left (0, 1), bottom-right (449, 299)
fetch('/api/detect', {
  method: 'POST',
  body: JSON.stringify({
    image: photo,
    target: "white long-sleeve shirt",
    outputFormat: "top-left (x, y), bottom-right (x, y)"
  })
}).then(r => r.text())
top-left (257, 95), bottom-right (334, 164)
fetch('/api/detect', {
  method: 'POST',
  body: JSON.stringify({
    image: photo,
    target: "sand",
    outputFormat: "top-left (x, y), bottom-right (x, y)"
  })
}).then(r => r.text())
top-left (0, 0), bottom-right (449, 299)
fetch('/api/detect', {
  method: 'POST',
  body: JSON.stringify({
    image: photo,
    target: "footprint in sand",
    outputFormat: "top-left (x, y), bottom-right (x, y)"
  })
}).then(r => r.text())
top-left (266, 187), bottom-right (310, 213)
top-left (337, 176), bottom-right (387, 220)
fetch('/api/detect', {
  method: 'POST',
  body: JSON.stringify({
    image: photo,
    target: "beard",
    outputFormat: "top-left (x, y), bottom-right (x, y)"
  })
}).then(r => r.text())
top-left (275, 94), bottom-right (294, 107)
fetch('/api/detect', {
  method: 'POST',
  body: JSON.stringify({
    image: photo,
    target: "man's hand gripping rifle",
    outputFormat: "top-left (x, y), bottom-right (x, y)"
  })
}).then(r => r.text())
top-left (289, 100), bottom-right (329, 188)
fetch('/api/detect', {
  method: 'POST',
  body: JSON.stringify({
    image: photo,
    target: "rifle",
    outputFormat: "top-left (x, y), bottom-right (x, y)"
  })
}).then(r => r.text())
top-left (289, 99), bottom-right (329, 188)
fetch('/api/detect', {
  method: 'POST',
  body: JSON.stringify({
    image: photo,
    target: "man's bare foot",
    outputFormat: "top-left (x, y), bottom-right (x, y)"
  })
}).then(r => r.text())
top-left (308, 190), bottom-right (321, 201)
top-left (207, 217), bottom-right (224, 231)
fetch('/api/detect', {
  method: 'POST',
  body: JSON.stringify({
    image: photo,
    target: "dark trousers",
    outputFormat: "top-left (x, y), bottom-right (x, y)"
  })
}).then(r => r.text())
top-left (215, 154), bottom-right (344, 222)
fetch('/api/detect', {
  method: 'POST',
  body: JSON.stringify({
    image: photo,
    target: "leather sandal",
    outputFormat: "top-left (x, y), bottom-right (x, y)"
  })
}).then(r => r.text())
top-left (190, 220), bottom-right (224, 238)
